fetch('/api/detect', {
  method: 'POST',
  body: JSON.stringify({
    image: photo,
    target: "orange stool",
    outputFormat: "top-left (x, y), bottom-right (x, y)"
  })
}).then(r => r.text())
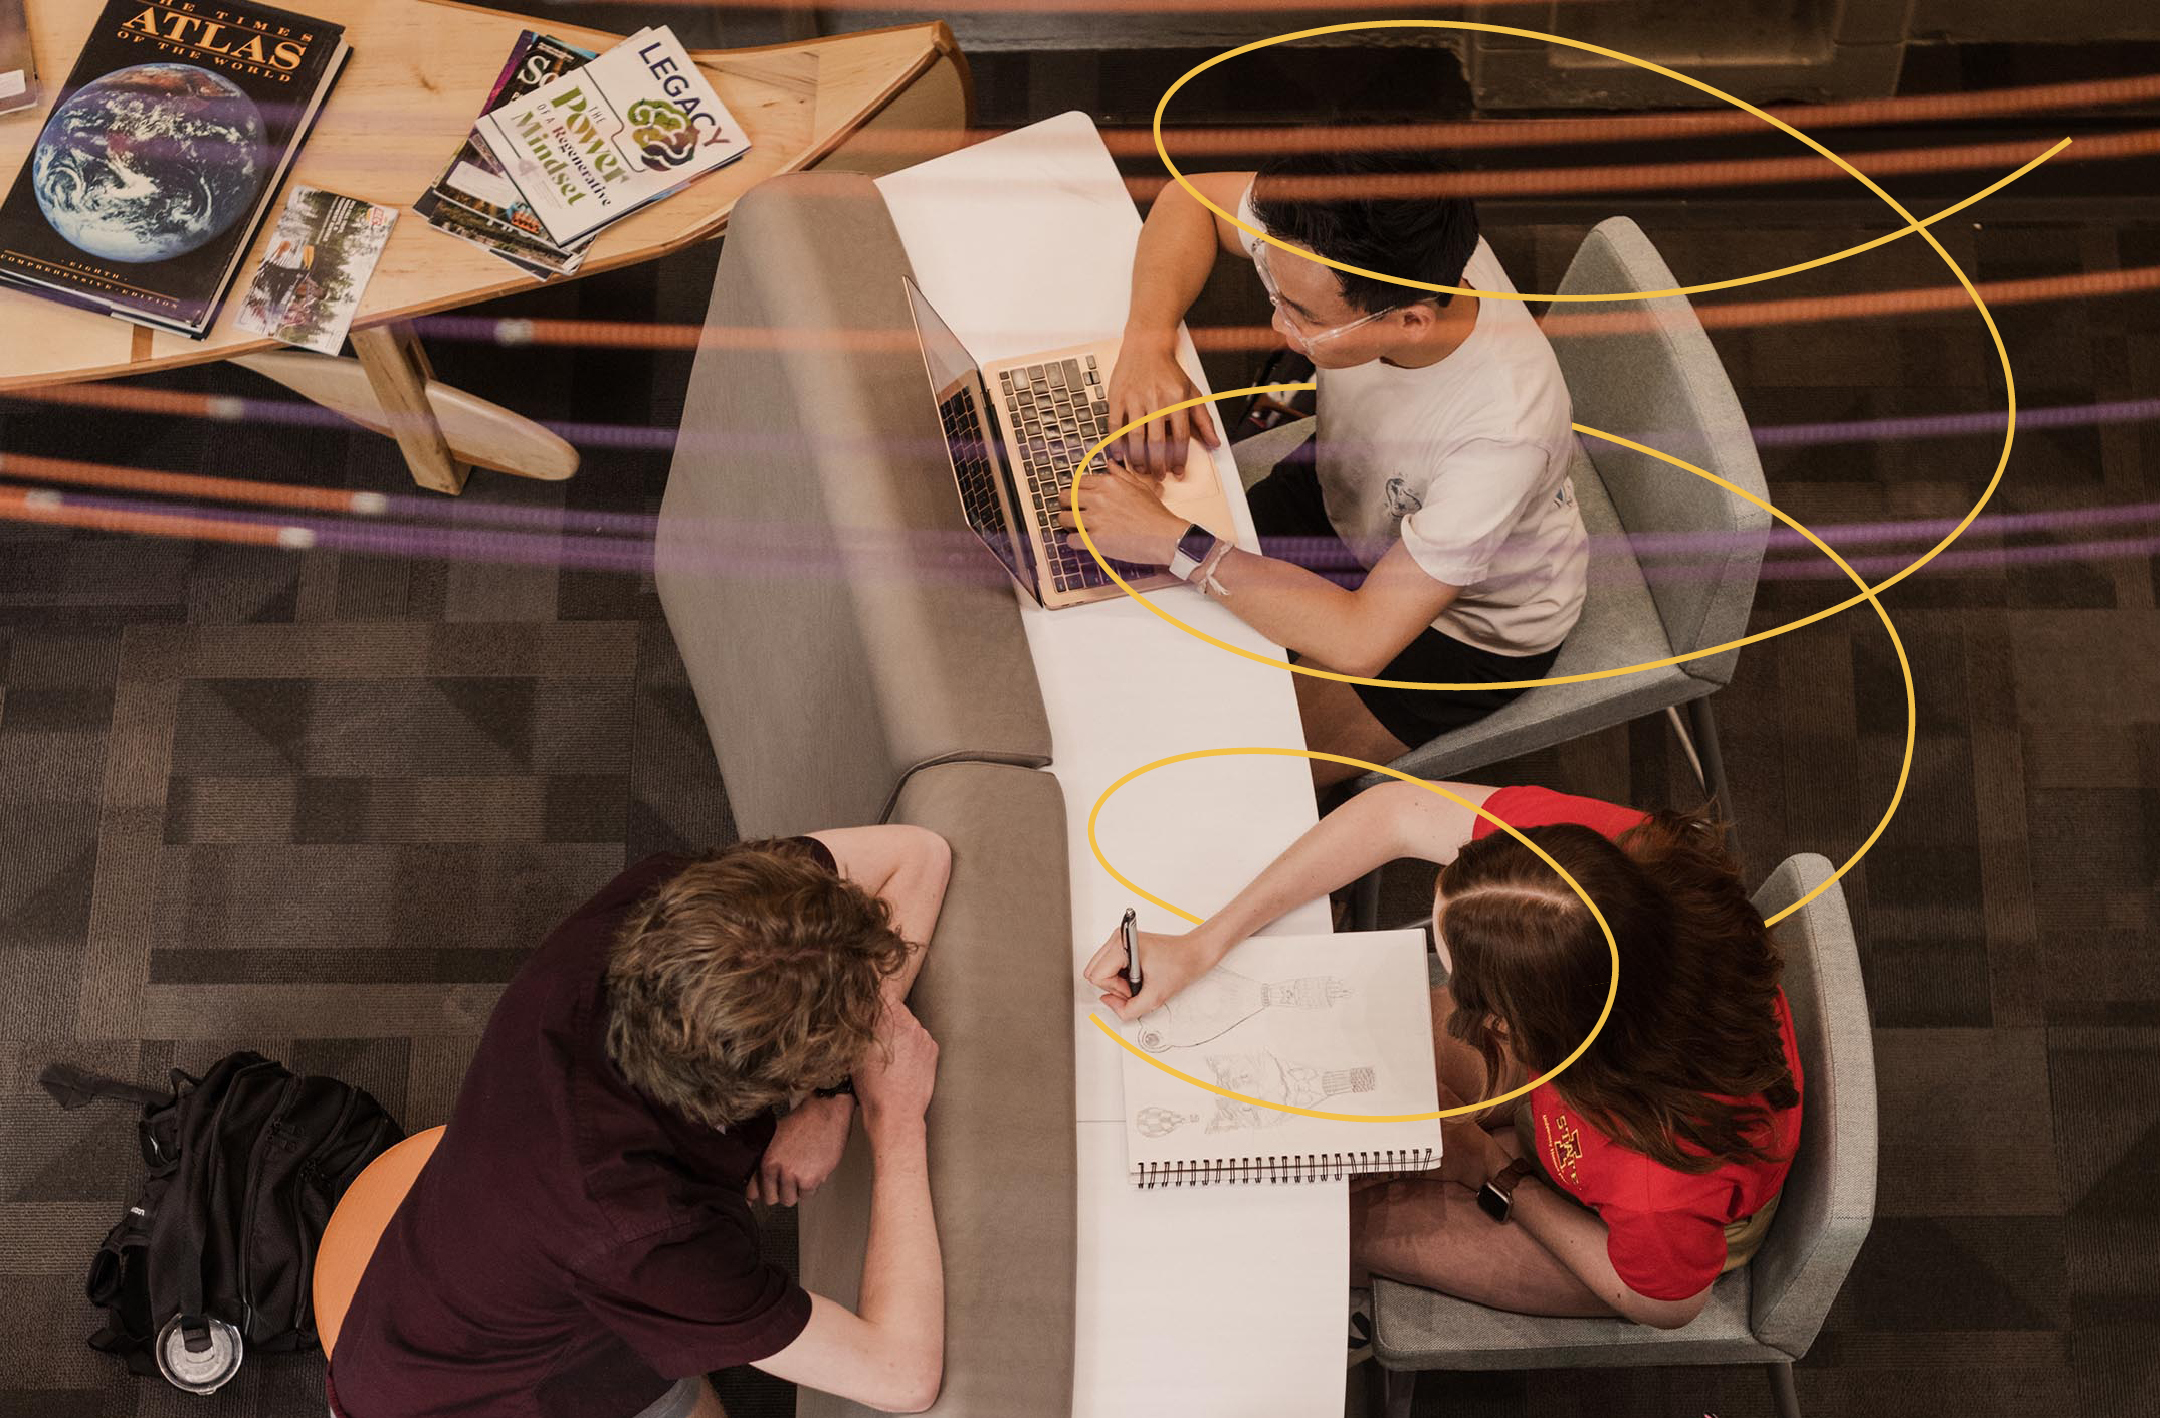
top-left (314, 1125), bottom-right (443, 1360)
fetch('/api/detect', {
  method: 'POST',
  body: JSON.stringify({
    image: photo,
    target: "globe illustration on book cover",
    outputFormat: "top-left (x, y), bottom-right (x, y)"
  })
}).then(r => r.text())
top-left (31, 63), bottom-right (267, 264)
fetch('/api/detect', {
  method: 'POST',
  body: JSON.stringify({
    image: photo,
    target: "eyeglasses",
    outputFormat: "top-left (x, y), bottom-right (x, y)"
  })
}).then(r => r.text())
top-left (1254, 245), bottom-right (1406, 354)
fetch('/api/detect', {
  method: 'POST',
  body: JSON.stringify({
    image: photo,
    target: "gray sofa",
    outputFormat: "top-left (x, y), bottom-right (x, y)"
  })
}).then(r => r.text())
top-left (655, 172), bottom-right (1076, 1417)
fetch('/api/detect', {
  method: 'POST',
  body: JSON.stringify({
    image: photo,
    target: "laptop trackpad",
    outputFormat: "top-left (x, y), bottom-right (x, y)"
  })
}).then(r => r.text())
top-left (1160, 445), bottom-right (1238, 544)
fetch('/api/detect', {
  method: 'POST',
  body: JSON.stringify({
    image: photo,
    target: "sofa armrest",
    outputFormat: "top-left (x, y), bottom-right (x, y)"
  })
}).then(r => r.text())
top-left (655, 173), bottom-right (1053, 838)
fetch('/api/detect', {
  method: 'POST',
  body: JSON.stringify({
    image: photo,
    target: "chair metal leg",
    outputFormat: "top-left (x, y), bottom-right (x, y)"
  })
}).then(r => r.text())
top-left (1684, 695), bottom-right (1746, 860)
top-left (1685, 695), bottom-right (1733, 815)
top-left (1379, 1366), bottom-right (1416, 1418)
top-left (1346, 866), bottom-right (1383, 934)
top-left (1766, 1361), bottom-right (1801, 1418)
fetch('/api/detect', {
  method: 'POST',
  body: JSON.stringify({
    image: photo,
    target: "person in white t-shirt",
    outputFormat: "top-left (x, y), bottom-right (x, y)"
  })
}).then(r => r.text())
top-left (1060, 150), bottom-right (1587, 787)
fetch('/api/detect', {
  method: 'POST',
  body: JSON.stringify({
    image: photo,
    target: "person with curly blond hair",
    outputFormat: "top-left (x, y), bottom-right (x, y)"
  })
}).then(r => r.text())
top-left (332, 828), bottom-right (953, 1418)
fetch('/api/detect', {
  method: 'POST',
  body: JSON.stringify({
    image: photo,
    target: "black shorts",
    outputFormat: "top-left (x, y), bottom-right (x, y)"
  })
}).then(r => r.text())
top-left (1241, 435), bottom-right (1560, 748)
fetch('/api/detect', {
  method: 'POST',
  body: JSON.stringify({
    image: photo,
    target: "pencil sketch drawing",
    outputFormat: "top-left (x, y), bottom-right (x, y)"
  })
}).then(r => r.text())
top-left (1134, 966), bottom-right (1352, 1053)
top-left (1200, 1048), bottom-right (1378, 1133)
top-left (1134, 1106), bottom-right (1202, 1139)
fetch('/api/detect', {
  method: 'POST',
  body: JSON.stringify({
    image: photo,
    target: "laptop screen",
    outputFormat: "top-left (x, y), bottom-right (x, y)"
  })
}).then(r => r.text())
top-left (904, 278), bottom-right (1040, 601)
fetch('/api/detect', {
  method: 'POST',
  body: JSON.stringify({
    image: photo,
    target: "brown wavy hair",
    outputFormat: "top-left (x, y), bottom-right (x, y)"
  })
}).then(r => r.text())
top-left (605, 838), bottom-right (909, 1130)
top-left (1437, 810), bottom-right (1799, 1173)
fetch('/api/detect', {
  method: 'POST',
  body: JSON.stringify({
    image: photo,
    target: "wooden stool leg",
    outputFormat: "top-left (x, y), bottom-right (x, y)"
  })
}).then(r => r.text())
top-left (351, 322), bottom-right (470, 496)
top-left (232, 346), bottom-right (579, 488)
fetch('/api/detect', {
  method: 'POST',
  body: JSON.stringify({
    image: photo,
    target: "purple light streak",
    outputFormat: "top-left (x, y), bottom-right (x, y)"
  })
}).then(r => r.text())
top-left (19, 483), bottom-right (2156, 598)
top-left (11, 386), bottom-right (2154, 553)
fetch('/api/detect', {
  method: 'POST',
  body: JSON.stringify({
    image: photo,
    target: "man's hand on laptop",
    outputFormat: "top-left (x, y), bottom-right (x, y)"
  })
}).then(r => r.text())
top-left (1060, 464), bottom-right (1186, 567)
top-left (1106, 337), bottom-right (1217, 478)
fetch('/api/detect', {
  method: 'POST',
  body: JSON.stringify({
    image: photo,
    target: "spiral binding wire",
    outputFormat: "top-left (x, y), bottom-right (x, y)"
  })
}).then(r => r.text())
top-left (1131, 1147), bottom-right (1438, 1188)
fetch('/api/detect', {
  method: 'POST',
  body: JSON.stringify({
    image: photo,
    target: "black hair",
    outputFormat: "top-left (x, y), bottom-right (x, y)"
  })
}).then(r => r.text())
top-left (1248, 149), bottom-right (1479, 315)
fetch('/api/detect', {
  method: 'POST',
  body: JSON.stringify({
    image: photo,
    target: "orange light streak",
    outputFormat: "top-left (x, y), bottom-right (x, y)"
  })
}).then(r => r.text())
top-left (7, 255), bottom-right (2151, 380)
top-left (376, 259), bottom-right (2160, 354)
top-left (1544, 260), bottom-right (2160, 337)
top-left (1124, 127), bottom-right (2160, 201)
top-left (0, 451), bottom-right (375, 515)
top-left (575, 0), bottom-right (1567, 10)
top-left (0, 487), bottom-right (300, 548)
top-left (833, 72), bottom-right (2160, 160)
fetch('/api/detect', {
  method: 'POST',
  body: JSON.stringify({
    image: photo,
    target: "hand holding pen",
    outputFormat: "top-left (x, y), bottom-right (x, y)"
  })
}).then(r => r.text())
top-left (1082, 909), bottom-right (1229, 1022)
top-left (1122, 907), bottom-right (1143, 998)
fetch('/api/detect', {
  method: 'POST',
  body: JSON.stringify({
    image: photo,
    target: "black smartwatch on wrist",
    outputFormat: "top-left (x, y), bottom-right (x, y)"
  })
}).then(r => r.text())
top-left (812, 1075), bottom-right (855, 1100)
top-left (1476, 1158), bottom-right (1536, 1223)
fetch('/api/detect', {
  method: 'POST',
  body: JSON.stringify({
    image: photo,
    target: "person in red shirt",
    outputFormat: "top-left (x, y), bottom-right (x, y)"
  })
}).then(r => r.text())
top-left (333, 828), bottom-right (953, 1418)
top-left (1085, 783), bottom-right (1801, 1329)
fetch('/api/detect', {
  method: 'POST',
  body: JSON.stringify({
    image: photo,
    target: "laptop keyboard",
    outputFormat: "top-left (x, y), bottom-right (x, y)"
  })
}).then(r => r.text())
top-left (939, 389), bottom-right (1001, 531)
top-left (999, 354), bottom-right (1152, 593)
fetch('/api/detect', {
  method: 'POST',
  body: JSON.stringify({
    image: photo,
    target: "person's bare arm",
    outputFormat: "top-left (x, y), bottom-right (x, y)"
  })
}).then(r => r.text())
top-left (1505, 1183), bottom-right (1713, 1329)
top-left (1112, 169), bottom-right (1256, 474)
top-left (1124, 168), bottom-right (1259, 343)
top-left (752, 1005), bottom-right (945, 1411)
top-left (1059, 471), bottom-right (1462, 672)
top-left (1084, 778), bottom-right (1500, 1018)
top-left (1448, 1120), bottom-right (1712, 1329)
top-left (1202, 537), bottom-right (1462, 678)
top-left (808, 825), bottom-right (953, 1001)
top-left (756, 827), bottom-right (951, 1207)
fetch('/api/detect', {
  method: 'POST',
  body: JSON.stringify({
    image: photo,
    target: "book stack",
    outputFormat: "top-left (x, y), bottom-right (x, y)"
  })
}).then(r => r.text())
top-left (0, 0), bottom-right (351, 337)
top-left (414, 32), bottom-right (595, 278)
top-left (418, 25), bottom-right (751, 277)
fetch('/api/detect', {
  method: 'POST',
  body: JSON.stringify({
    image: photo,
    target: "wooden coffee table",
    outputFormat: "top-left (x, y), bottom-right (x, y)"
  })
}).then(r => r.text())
top-left (0, 0), bottom-right (971, 493)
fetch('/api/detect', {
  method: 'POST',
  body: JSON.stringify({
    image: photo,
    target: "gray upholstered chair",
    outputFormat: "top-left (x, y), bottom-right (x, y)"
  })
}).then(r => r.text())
top-left (1235, 217), bottom-right (1771, 924)
top-left (1368, 852), bottom-right (1878, 1418)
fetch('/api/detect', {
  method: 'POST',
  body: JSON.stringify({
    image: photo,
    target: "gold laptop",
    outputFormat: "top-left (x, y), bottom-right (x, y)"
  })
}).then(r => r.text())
top-left (904, 276), bottom-right (1237, 609)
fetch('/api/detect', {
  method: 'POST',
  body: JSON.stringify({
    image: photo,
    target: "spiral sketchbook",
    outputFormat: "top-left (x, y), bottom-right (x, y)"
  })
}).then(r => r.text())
top-left (1118, 928), bottom-right (1442, 1187)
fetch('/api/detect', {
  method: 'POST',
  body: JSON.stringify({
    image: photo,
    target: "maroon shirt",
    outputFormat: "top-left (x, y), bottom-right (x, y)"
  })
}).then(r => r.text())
top-left (331, 845), bottom-right (827, 1417)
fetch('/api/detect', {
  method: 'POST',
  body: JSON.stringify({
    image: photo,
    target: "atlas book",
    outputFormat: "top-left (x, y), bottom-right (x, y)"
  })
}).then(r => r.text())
top-left (0, 0), bottom-right (350, 337)
top-left (475, 25), bottom-right (751, 248)
top-left (234, 185), bottom-right (394, 355)
top-left (1, 0), bottom-right (37, 117)
top-left (415, 30), bottom-right (596, 279)
top-left (1117, 929), bottom-right (1443, 1187)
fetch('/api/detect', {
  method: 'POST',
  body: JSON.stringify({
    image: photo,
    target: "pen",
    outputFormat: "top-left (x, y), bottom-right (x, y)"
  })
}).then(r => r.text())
top-left (1121, 908), bottom-right (1142, 998)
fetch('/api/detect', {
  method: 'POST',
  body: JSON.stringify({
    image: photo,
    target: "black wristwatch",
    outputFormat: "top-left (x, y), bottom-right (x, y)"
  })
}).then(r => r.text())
top-left (812, 1075), bottom-right (855, 1100)
top-left (1476, 1158), bottom-right (1536, 1223)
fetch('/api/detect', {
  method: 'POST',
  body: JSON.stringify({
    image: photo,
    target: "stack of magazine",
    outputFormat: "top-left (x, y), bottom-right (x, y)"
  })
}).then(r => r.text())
top-left (0, 0), bottom-right (351, 337)
top-left (418, 25), bottom-right (751, 278)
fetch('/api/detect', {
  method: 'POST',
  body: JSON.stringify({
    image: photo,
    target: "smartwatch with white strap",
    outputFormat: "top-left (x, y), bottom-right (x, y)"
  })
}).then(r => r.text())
top-left (1167, 523), bottom-right (1217, 584)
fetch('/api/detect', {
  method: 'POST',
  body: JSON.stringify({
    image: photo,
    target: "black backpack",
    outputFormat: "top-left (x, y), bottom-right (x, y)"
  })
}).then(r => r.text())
top-left (40, 1052), bottom-right (404, 1390)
